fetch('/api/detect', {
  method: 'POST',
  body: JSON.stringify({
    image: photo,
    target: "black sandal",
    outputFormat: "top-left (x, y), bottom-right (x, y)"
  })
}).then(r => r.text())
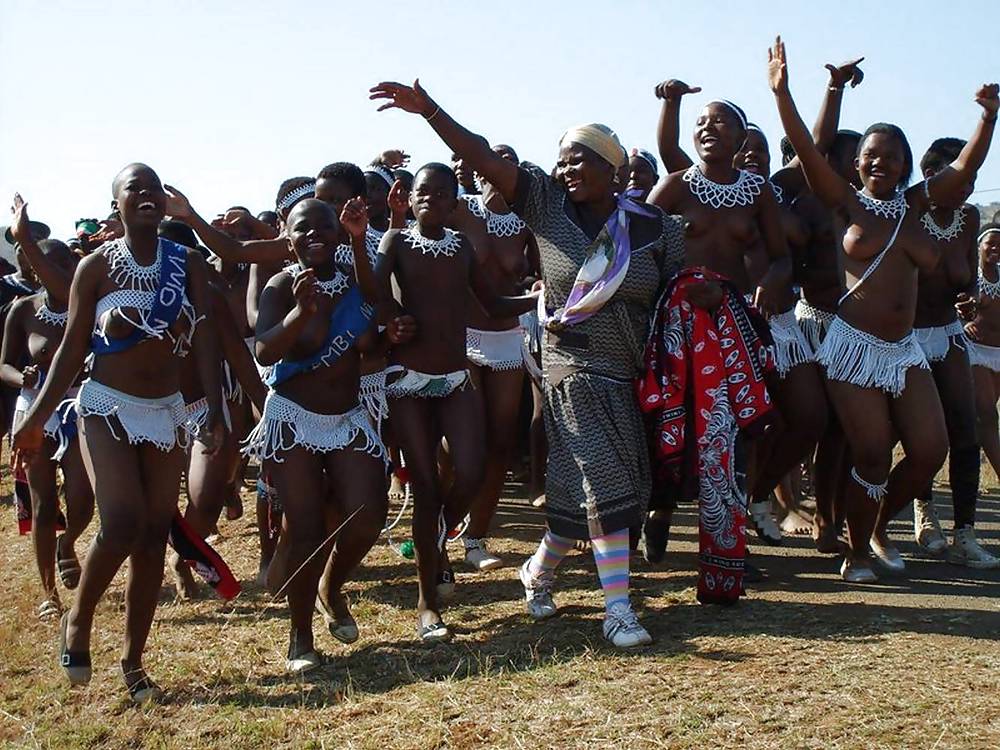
top-left (417, 619), bottom-right (452, 643)
top-left (59, 612), bottom-right (91, 686)
top-left (122, 663), bottom-right (162, 705)
top-left (56, 535), bottom-right (81, 590)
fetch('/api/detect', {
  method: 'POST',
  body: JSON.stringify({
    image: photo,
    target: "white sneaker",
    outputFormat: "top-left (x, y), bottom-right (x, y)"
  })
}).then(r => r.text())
top-left (602, 602), bottom-right (652, 649)
top-left (870, 535), bottom-right (906, 574)
top-left (949, 527), bottom-right (1000, 569)
top-left (749, 501), bottom-right (783, 546)
top-left (518, 560), bottom-right (557, 620)
top-left (840, 558), bottom-right (878, 583)
top-left (914, 498), bottom-right (947, 555)
top-left (463, 538), bottom-right (503, 572)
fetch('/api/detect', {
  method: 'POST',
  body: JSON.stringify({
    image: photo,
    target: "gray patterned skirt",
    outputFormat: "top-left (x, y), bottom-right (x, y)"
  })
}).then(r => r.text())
top-left (543, 370), bottom-right (650, 540)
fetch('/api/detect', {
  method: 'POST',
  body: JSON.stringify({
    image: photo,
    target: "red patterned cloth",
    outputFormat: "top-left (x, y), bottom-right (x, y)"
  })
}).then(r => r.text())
top-left (638, 267), bottom-right (775, 605)
top-left (168, 512), bottom-right (241, 600)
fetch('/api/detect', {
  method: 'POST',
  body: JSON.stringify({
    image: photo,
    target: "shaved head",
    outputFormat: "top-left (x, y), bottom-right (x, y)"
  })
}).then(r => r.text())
top-left (112, 162), bottom-right (157, 197)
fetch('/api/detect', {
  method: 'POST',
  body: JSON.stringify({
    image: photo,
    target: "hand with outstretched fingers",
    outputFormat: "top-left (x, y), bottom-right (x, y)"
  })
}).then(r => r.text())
top-left (369, 79), bottom-right (437, 118)
top-left (768, 36), bottom-right (790, 95)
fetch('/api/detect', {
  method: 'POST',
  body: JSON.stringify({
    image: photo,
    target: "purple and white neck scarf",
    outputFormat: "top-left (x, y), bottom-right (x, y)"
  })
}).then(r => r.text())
top-left (538, 190), bottom-right (657, 330)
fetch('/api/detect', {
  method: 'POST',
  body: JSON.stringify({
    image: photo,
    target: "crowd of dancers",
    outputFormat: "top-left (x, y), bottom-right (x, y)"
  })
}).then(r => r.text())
top-left (4, 37), bottom-right (1000, 703)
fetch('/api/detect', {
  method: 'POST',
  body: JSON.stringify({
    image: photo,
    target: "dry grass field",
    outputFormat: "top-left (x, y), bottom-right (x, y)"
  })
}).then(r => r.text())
top-left (1, 458), bottom-right (999, 749)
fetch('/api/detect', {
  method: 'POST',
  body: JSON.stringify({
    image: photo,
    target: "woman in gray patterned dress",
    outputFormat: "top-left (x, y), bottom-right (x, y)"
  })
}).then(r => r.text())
top-left (371, 79), bottom-right (685, 648)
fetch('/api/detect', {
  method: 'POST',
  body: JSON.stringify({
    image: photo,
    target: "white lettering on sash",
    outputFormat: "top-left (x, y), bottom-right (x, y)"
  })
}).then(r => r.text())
top-left (151, 251), bottom-right (186, 330)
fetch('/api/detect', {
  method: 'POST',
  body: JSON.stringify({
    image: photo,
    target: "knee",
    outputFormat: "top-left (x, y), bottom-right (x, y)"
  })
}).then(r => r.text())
top-left (452, 458), bottom-right (485, 497)
top-left (849, 446), bottom-right (891, 483)
top-left (31, 493), bottom-right (58, 526)
top-left (285, 517), bottom-right (325, 549)
top-left (98, 511), bottom-right (144, 553)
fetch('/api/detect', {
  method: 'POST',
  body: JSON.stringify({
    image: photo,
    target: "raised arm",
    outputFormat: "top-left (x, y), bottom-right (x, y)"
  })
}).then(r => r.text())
top-left (9, 195), bottom-right (71, 304)
top-left (186, 251), bottom-right (225, 451)
top-left (254, 272), bottom-right (318, 366)
top-left (13, 255), bottom-right (101, 459)
top-left (653, 80), bottom-right (698, 173)
top-left (370, 80), bottom-right (520, 204)
top-left (775, 57), bottom-right (865, 193)
top-left (387, 180), bottom-right (410, 229)
top-left (165, 186), bottom-right (289, 264)
top-left (374, 231), bottom-right (403, 326)
top-left (339, 197), bottom-right (377, 303)
top-left (920, 85), bottom-right (998, 209)
top-left (768, 37), bottom-right (853, 209)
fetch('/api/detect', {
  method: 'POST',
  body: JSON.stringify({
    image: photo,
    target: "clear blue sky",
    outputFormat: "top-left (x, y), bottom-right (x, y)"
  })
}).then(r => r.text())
top-left (2, 0), bottom-right (998, 239)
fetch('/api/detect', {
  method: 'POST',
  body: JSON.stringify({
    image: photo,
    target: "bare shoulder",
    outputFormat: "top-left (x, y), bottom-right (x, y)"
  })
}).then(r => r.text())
top-left (7, 293), bottom-right (38, 320)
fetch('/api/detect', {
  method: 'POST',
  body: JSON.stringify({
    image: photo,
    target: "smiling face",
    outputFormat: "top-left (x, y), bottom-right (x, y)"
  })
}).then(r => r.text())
top-left (626, 155), bottom-right (657, 198)
top-left (410, 167), bottom-right (458, 226)
top-left (980, 230), bottom-right (1000, 266)
top-left (735, 129), bottom-right (771, 177)
top-left (555, 143), bottom-right (616, 204)
top-left (112, 163), bottom-right (166, 230)
top-left (286, 199), bottom-right (340, 270)
top-left (856, 131), bottom-right (909, 197)
top-left (694, 103), bottom-right (747, 163)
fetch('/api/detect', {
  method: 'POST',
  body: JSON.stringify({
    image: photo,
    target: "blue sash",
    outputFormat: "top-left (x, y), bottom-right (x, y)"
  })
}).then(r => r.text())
top-left (266, 284), bottom-right (374, 387)
top-left (91, 238), bottom-right (188, 355)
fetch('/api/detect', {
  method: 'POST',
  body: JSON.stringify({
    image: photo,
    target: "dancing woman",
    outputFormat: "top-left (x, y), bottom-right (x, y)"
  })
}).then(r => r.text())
top-left (3, 198), bottom-right (93, 621)
top-left (244, 197), bottom-right (394, 671)
top-left (909, 140), bottom-right (996, 568)
top-left (13, 163), bottom-right (224, 702)
top-left (768, 36), bottom-right (997, 580)
top-left (448, 149), bottom-right (539, 572)
top-left (961, 224), bottom-right (1000, 566)
top-left (370, 79), bottom-right (684, 647)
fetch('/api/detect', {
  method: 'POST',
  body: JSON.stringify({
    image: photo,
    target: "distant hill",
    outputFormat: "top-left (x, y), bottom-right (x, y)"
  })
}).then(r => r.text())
top-left (976, 201), bottom-right (999, 225)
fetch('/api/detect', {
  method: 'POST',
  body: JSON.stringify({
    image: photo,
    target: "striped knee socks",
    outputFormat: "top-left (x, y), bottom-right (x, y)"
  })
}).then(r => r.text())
top-left (528, 530), bottom-right (574, 577)
top-left (592, 528), bottom-right (630, 611)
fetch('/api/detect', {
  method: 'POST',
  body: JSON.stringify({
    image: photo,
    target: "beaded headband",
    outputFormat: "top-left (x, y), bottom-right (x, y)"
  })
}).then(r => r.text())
top-left (366, 165), bottom-right (396, 189)
top-left (276, 181), bottom-right (316, 211)
top-left (631, 148), bottom-right (658, 175)
top-left (708, 99), bottom-right (748, 131)
top-left (979, 228), bottom-right (1000, 243)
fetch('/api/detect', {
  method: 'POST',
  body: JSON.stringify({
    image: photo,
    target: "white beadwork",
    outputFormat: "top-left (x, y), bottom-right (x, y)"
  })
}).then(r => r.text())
top-left (105, 238), bottom-right (160, 293)
top-left (770, 180), bottom-right (784, 205)
top-left (242, 391), bottom-right (385, 463)
top-left (336, 227), bottom-right (382, 269)
top-left (682, 166), bottom-right (765, 209)
top-left (856, 190), bottom-right (907, 220)
top-left (76, 378), bottom-right (188, 452)
top-left (979, 267), bottom-right (1000, 299)
top-left (35, 303), bottom-right (67, 327)
top-left (768, 310), bottom-right (814, 376)
top-left (850, 467), bottom-right (887, 502)
top-left (815, 316), bottom-right (929, 397)
top-left (464, 194), bottom-right (526, 237)
top-left (285, 263), bottom-right (350, 298)
top-left (921, 207), bottom-right (966, 242)
top-left (402, 227), bottom-right (463, 258)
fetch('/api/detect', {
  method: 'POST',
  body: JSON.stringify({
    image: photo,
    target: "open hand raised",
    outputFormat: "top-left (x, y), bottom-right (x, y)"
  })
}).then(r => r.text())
top-left (369, 79), bottom-right (436, 118)
top-left (767, 36), bottom-right (789, 95)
